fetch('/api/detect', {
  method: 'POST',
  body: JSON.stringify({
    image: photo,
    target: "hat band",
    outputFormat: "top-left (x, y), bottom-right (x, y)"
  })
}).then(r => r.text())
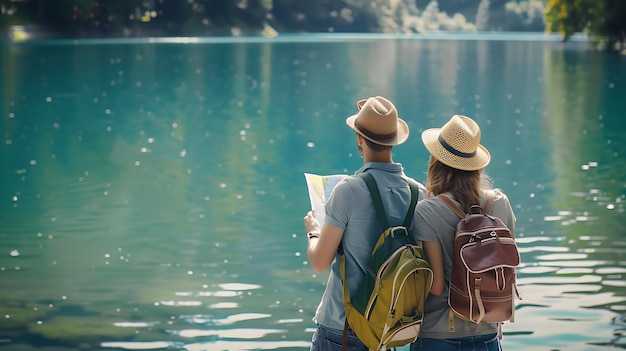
top-left (438, 135), bottom-right (476, 158)
top-left (355, 120), bottom-right (397, 142)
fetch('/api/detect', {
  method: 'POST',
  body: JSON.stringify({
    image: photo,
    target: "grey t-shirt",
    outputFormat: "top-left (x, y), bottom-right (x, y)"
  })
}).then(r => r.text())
top-left (412, 189), bottom-right (516, 339)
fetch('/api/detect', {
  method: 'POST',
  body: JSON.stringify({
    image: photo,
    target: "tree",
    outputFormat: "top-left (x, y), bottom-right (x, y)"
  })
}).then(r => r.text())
top-left (475, 0), bottom-right (490, 31)
top-left (545, 0), bottom-right (626, 50)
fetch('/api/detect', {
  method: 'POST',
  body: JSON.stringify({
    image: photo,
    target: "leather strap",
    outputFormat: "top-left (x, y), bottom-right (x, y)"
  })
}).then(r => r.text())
top-left (436, 194), bottom-right (465, 218)
top-left (437, 190), bottom-right (496, 217)
top-left (474, 277), bottom-right (485, 324)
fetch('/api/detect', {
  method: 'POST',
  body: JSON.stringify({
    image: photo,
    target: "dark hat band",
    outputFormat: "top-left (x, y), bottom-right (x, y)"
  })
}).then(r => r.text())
top-left (355, 120), bottom-right (397, 142)
top-left (438, 134), bottom-right (476, 158)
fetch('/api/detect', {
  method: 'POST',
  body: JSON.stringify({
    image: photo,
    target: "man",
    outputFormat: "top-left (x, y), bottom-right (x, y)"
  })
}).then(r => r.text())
top-left (303, 96), bottom-right (426, 350)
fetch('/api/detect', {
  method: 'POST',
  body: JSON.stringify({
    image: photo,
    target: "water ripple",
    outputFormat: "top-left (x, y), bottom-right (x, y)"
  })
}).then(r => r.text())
top-left (175, 328), bottom-right (285, 338)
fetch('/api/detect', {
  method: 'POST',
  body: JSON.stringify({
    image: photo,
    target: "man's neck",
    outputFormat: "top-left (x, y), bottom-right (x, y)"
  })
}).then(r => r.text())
top-left (363, 152), bottom-right (393, 164)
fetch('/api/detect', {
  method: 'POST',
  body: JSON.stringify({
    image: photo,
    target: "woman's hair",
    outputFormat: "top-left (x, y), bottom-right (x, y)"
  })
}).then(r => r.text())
top-left (426, 156), bottom-right (492, 212)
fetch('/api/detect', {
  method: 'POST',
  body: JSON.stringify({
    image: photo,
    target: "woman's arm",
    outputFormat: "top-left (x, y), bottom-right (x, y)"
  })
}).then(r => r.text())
top-left (423, 240), bottom-right (445, 295)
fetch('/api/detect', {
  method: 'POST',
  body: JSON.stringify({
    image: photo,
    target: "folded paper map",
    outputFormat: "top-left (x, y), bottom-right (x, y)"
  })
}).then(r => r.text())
top-left (304, 173), bottom-right (348, 228)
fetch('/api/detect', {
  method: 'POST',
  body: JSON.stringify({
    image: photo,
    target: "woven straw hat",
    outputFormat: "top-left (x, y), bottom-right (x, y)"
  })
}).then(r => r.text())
top-left (421, 115), bottom-right (490, 171)
top-left (345, 96), bottom-right (409, 146)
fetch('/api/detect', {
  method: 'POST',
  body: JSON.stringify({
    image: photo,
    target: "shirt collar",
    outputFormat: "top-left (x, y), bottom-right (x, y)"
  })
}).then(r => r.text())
top-left (354, 162), bottom-right (403, 175)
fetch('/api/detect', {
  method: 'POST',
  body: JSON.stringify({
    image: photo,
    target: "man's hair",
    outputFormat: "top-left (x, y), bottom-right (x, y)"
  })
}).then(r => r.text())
top-left (426, 156), bottom-right (486, 212)
top-left (365, 138), bottom-right (392, 152)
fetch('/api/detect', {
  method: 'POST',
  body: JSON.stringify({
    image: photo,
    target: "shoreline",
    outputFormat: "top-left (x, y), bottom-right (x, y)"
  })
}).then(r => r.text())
top-left (1, 26), bottom-right (588, 46)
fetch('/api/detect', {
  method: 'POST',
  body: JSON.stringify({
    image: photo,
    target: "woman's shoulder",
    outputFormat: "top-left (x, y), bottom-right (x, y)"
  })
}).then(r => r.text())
top-left (417, 195), bottom-right (445, 206)
top-left (415, 195), bottom-right (462, 229)
top-left (489, 188), bottom-right (511, 203)
top-left (486, 188), bottom-right (516, 225)
top-left (416, 195), bottom-right (455, 214)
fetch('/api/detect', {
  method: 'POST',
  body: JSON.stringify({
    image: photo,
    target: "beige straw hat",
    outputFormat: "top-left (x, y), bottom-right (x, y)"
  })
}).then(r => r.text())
top-left (346, 96), bottom-right (409, 146)
top-left (421, 115), bottom-right (491, 171)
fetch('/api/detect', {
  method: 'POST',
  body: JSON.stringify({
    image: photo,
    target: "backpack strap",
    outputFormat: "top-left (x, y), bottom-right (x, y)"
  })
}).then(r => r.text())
top-left (404, 179), bottom-right (420, 227)
top-left (436, 194), bottom-right (465, 219)
top-left (358, 172), bottom-right (419, 229)
top-left (341, 172), bottom-right (419, 351)
top-left (358, 172), bottom-right (389, 229)
top-left (437, 190), bottom-right (497, 218)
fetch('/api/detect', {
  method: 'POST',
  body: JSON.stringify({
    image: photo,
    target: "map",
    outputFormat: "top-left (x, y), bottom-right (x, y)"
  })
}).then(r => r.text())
top-left (304, 173), bottom-right (348, 228)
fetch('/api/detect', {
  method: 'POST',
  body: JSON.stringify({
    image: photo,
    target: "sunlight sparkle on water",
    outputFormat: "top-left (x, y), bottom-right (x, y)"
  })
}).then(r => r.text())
top-left (556, 268), bottom-right (594, 275)
top-left (539, 260), bottom-right (607, 268)
top-left (518, 246), bottom-right (568, 253)
top-left (101, 341), bottom-right (173, 350)
top-left (519, 275), bottom-right (603, 285)
top-left (596, 267), bottom-right (626, 274)
top-left (518, 266), bottom-right (558, 274)
top-left (515, 236), bottom-right (555, 244)
top-left (579, 235), bottom-right (608, 241)
top-left (158, 301), bottom-right (202, 307)
top-left (114, 322), bottom-right (159, 327)
top-left (177, 327), bottom-right (285, 338)
top-left (536, 253), bottom-right (588, 261)
top-left (215, 313), bottom-right (271, 325)
top-left (197, 290), bottom-right (241, 297)
top-left (208, 302), bottom-right (239, 309)
top-left (184, 340), bottom-right (312, 351)
top-left (602, 280), bottom-right (626, 287)
top-left (218, 283), bottom-right (261, 290)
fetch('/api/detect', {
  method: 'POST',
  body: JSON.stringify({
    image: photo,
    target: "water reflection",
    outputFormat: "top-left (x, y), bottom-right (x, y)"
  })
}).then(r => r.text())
top-left (0, 35), bottom-right (625, 350)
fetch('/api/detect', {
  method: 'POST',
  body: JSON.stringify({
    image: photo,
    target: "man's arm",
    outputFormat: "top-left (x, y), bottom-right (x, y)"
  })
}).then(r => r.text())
top-left (304, 212), bottom-right (343, 272)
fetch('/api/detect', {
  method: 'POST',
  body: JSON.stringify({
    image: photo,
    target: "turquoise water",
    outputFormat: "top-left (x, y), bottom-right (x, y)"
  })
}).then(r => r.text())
top-left (0, 33), bottom-right (625, 350)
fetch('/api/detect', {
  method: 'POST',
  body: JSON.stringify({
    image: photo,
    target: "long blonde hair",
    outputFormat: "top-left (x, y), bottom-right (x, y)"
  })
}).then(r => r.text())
top-left (425, 156), bottom-right (492, 212)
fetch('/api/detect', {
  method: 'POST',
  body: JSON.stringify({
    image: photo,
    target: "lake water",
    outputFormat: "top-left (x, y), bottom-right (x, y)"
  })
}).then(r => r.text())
top-left (0, 33), bottom-right (625, 351)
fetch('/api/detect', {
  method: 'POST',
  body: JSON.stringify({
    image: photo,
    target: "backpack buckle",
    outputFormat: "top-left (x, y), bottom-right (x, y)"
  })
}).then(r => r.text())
top-left (389, 226), bottom-right (408, 238)
top-left (469, 205), bottom-right (484, 214)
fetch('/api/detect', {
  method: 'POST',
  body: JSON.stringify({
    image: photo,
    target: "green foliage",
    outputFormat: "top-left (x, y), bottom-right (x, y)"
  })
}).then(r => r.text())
top-left (545, 0), bottom-right (601, 40)
top-left (597, 0), bottom-right (626, 49)
top-left (545, 0), bottom-right (626, 49)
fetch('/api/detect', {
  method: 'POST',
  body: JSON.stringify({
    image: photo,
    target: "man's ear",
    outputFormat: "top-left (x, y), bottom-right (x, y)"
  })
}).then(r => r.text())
top-left (356, 133), bottom-right (364, 146)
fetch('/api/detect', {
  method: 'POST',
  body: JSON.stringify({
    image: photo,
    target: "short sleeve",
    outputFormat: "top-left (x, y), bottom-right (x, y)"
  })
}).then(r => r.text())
top-left (412, 199), bottom-right (444, 242)
top-left (492, 189), bottom-right (516, 234)
top-left (324, 178), bottom-right (353, 230)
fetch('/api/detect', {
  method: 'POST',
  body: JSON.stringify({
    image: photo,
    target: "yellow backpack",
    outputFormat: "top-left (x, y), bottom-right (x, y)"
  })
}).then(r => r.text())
top-left (340, 172), bottom-right (433, 350)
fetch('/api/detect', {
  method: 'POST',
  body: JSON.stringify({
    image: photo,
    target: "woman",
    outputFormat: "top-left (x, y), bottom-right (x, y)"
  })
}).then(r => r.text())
top-left (411, 115), bottom-right (516, 351)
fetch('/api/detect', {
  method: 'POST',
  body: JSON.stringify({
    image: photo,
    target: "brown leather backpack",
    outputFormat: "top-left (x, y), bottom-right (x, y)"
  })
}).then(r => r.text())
top-left (438, 191), bottom-right (521, 331)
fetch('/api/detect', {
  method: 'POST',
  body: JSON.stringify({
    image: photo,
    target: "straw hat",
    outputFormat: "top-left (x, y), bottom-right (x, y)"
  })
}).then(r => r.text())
top-left (345, 96), bottom-right (409, 146)
top-left (421, 115), bottom-right (490, 171)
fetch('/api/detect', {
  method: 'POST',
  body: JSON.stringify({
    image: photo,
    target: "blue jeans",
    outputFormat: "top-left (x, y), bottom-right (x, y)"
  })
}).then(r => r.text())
top-left (410, 333), bottom-right (501, 351)
top-left (310, 324), bottom-right (369, 351)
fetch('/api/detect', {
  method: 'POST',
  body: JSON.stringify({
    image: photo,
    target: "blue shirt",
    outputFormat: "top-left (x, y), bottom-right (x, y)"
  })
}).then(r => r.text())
top-left (312, 162), bottom-right (426, 330)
